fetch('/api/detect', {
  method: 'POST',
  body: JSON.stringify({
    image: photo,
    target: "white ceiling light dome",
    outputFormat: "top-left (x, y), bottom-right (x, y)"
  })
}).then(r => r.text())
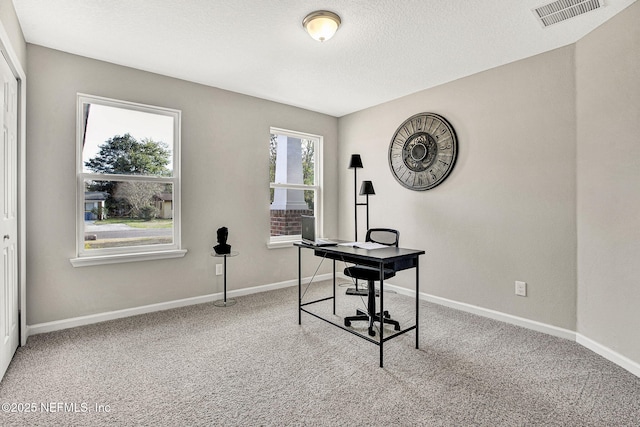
top-left (302, 10), bottom-right (341, 42)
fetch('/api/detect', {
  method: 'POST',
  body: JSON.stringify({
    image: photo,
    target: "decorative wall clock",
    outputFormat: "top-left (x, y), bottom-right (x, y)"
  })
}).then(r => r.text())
top-left (388, 112), bottom-right (458, 191)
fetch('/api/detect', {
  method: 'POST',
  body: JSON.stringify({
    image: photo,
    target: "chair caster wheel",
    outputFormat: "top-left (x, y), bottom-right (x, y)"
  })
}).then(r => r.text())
top-left (368, 328), bottom-right (376, 337)
top-left (345, 320), bottom-right (351, 327)
top-left (383, 311), bottom-right (390, 318)
top-left (394, 324), bottom-right (401, 331)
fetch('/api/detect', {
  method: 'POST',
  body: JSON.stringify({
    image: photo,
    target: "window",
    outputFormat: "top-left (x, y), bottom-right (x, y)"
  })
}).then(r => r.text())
top-left (71, 94), bottom-right (185, 266)
top-left (269, 127), bottom-right (323, 247)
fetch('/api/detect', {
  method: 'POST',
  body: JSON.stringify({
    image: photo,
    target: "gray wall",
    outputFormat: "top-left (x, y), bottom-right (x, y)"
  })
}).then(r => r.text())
top-left (26, 45), bottom-right (338, 324)
top-left (576, 2), bottom-right (640, 363)
top-left (338, 46), bottom-right (578, 331)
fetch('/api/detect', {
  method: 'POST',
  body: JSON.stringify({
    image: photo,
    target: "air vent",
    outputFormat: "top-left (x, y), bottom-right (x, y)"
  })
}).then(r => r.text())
top-left (533, 0), bottom-right (604, 27)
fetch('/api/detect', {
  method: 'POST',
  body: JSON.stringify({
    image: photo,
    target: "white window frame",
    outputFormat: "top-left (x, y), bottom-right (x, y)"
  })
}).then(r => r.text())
top-left (71, 94), bottom-right (186, 267)
top-left (268, 127), bottom-right (323, 249)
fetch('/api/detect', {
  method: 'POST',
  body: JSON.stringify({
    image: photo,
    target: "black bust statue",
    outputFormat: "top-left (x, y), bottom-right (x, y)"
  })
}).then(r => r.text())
top-left (213, 227), bottom-right (231, 254)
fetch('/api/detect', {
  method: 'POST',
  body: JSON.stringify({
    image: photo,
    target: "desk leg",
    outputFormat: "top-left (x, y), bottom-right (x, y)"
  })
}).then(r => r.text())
top-left (416, 256), bottom-right (420, 349)
top-left (379, 261), bottom-right (384, 368)
top-left (298, 246), bottom-right (302, 325)
top-left (333, 259), bottom-right (336, 315)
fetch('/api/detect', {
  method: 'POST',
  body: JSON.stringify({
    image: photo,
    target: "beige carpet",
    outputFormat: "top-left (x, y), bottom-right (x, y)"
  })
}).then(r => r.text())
top-left (1, 281), bottom-right (639, 426)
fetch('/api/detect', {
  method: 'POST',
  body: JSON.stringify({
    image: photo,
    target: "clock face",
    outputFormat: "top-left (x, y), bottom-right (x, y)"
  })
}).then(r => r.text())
top-left (388, 113), bottom-right (458, 191)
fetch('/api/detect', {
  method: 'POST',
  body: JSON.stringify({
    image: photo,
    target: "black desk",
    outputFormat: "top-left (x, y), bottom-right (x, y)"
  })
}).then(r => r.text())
top-left (296, 243), bottom-right (425, 367)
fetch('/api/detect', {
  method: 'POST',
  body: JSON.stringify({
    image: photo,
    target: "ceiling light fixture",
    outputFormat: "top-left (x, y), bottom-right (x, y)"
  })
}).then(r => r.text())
top-left (302, 10), bottom-right (341, 42)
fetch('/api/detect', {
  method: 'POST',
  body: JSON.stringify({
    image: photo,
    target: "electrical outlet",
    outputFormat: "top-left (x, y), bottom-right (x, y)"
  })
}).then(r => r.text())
top-left (216, 264), bottom-right (223, 276)
top-left (515, 281), bottom-right (527, 297)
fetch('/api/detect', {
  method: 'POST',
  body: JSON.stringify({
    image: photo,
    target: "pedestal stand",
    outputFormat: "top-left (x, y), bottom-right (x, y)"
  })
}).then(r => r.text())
top-left (212, 251), bottom-right (239, 307)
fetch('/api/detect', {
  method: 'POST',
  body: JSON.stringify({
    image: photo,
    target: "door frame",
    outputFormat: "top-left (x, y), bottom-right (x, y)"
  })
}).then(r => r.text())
top-left (0, 22), bottom-right (27, 346)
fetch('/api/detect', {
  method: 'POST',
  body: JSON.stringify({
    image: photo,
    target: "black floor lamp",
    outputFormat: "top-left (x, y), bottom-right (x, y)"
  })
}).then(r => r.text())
top-left (347, 155), bottom-right (377, 296)
top-left (349, 154), bottom-right (377, 241)
top-left (348, 154), bottom-right (363, 241)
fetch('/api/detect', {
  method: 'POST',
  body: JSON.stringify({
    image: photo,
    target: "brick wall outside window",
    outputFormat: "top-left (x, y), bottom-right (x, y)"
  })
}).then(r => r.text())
top-left (270, 209), bottom-right (312, 236)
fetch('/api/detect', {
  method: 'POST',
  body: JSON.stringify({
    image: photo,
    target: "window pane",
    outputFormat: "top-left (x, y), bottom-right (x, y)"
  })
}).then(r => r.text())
top-left (269, 134), bottom-right (315, 185)
top-left (270, 189), bottom-right (315, 237)
top-left (82, 103), bottom-right (174, 176)
top-left (83, 179), bottom-right (173, 250)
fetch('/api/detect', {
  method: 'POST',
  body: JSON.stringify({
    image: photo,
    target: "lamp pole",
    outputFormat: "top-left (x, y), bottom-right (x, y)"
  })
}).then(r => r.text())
top-left (354, 167), bottom-right (358, 241)
top-left (364, 192), bottom-right (370, 230)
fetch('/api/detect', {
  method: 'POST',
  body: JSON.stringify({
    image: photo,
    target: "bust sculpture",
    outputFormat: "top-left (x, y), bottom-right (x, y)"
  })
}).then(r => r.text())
top-left (213, 227), bottom-right (231, 254)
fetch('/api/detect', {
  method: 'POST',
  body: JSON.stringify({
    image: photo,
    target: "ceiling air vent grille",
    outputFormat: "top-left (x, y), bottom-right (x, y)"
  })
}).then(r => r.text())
top-left (533, 0), bottom-right (604, 27)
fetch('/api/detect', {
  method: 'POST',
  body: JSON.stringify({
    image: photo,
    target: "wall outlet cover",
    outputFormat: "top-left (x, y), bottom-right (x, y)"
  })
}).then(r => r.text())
top-left (515, 281), bottom-right (527, 296)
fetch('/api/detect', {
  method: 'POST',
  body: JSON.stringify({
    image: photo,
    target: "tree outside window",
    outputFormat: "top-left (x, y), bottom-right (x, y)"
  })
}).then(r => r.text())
top-left (85, 133), bottom-right (170, 220)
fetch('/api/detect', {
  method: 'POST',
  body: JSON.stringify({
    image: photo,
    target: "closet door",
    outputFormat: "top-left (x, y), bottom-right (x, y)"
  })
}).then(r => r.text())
top-left (0, 50), bottom-right (19, 382)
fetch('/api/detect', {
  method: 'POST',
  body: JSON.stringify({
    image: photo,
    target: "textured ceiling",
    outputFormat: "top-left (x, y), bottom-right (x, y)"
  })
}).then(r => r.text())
top-left (12, 0), bottom-right (637, 117)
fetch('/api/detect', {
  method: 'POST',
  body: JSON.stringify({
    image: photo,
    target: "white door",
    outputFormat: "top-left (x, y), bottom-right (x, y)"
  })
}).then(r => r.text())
top-left (0, 51), bottom-right (18, 381)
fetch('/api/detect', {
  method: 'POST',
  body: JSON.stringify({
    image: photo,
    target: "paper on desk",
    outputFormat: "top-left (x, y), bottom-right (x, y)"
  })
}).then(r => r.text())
top-left (341, 242), bottom-right (387, 250)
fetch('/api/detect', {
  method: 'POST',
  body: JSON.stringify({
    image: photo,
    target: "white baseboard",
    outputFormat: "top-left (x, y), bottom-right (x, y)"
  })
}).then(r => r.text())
top-left (576, 333), bottom-right (640, 378)
top-left (385, 283), bottom-right (576, 341)
top-left (27, 274), bottom-right (639, 378)
top-left (27, 273), bottom-right (334, 337)
top-left (384, 282), bottom-right (639, 378)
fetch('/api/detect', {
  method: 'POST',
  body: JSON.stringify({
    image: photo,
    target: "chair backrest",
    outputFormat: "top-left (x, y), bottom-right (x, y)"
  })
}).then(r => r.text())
top-left (366, 228), bottom-right (399, 247)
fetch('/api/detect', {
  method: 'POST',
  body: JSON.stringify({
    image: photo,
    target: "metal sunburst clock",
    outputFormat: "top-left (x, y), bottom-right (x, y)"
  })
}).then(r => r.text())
top-left (388, 112), bottom-right (458, 191)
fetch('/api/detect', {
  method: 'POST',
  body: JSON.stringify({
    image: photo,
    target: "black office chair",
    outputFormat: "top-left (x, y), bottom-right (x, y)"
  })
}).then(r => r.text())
top-left (344, 228), bottom-right (401, 337)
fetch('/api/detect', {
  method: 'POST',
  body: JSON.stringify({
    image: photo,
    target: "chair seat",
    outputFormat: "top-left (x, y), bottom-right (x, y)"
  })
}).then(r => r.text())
top-left (344, 265), bottom-right (396, 282)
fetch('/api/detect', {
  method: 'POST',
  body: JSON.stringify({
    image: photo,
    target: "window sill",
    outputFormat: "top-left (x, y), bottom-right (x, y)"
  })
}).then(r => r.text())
top-left (70, 249), bottom-right (188, 267)
top-left (266, 240), bottom-right (297, 249)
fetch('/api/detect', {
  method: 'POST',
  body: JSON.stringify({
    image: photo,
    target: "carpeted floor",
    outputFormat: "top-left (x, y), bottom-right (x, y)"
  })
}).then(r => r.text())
top-left (1, 281), bottom-right (639, 426)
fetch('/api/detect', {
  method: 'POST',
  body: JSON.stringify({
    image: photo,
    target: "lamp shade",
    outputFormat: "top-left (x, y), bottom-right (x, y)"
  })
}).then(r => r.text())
top-left (359, 180), bottom-right (375, 195)
top-left (348, 154), bottom-right (363, 169)
top-left (302, 11), bottom-right (341, 42)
